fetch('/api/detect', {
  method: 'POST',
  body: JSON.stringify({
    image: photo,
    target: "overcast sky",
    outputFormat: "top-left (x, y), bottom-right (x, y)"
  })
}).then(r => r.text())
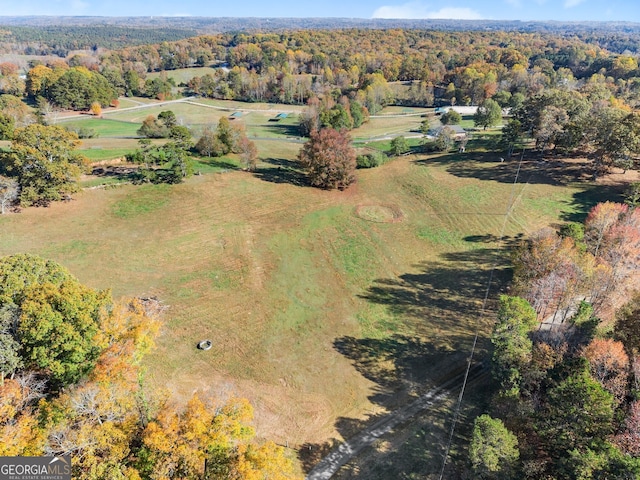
top-left (0, 0), bottom-right (639, 22)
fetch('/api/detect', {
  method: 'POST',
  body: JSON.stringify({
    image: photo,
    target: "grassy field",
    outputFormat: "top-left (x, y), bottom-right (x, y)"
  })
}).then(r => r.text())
top-left (52, 98), bottom-right (309, 162)
top-left (189, 96), bottom-right (306, 114)
top-left (80, 147), bottom-right (136, 162)
top-left (147, 66), bottom-right (220, 84)
top-left (105, 101), bottom-right (226, 125)
top-left (57, 99), bottom-right (432, 160)
top-left (58, 117), bottom-right (141, 137)
top-left (0, 112), bottom-right (608, 478)
top-left (352, 112), bottom-right (426, 141)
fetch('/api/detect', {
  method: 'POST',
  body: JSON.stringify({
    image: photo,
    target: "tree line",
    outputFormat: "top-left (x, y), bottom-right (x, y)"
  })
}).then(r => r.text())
top-left (94, 28), bottom-right (640, 106)
top-left (468, 201), bottom-right (640, 478)
top-left (0, 25), bottom-right (197, 55)
top-left (4, 25), bottom-right (640, 113)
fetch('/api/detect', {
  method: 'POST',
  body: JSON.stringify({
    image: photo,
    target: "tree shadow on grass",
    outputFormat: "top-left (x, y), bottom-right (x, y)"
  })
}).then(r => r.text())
top-left (340, 402), bottom-right (465, 479)
top-left (561, 182), bottom-right (626, 223)
top-left (354, 246), bottom-right (512, 393)
top-left (463, 233), bottom-right (524, 246)
top-left (415, 151), bottom-right (593, 186)
top-left (253, 157), bottom-right (308, 186)
top-left (359, 249), bottom-right (512, 331)
top-left (193, 156), bottom-right (240, 171)
top-left (261, 122), bottom-right (302, 138)
top-left (298, 404), bottom-right (458, 479)
top-left (90, 165), bottom-right (138, 182)
top-left (300, 246), bottom-right (511, 476)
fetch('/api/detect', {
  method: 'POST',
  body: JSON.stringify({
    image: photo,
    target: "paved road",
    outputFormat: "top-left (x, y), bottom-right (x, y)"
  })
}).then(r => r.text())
top-left (305, 366), bottom-right (484, 480)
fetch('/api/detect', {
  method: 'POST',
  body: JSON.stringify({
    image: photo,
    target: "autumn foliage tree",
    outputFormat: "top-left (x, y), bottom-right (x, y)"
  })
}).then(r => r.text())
top-left (238, 136), bottom-right (258, 171)
top-left (138, 394), bottom-right (299, 479)
top-left (615, 294), bottom-right (640, 356)
top-left (512, 228), bottom-right (584, 318)
top-left (90, 101), bottom-right (102, 117)
top-left (582, 338), bottom-right (629, 402)
top-left (0, 375), bottom-right (46, 456)
top-left (1, 124), bottom-right (88, 206)
top-left (584, 201), bottom-right (630, 257)
top-left (0, 252), bottom-right (301, 479)
top-left (195, 125), bottom-right (224, 157)
top-left (512, 202), bottom-right (640, 319)
top-left (298, 127), bottom-right (356, 190)
top-left (42, 298), bottom-right (162, 478)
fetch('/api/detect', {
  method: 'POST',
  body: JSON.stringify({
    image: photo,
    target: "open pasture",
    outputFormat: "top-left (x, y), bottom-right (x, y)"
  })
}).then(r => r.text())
top-left (189, 96), bottom-right (307, 114)
top-left (101, 98), bottom-right (305, 139)
top-left (57, 117), bottom-right (141, 137)
top-left (51, 98), bottom-right (309, 161)
top-left (104, 100), bottom-right (229, 125)
top-left (352, 110), bottom-right (427, 141)
top-left (147, 66), bottom-right (221, 84)
top-left (0, 127), bottom-right (599, 463)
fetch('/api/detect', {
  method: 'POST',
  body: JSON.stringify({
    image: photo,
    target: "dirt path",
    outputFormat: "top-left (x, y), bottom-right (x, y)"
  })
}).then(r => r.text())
top-left (305, 366), bottom-right (484, 480)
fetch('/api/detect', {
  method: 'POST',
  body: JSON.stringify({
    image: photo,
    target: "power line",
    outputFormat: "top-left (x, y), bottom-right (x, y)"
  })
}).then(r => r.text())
top-left (438, 148), bottom-right (527, 480)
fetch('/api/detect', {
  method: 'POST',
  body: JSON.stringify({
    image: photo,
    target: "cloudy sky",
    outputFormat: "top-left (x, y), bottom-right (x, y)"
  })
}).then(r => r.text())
top-left (0, 0), bottom-right (639, 22)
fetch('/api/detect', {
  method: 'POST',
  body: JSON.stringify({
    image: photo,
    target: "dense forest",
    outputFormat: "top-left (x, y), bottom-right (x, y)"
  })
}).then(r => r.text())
top-left (20, 26), bottom-right (640, 113)
top-left (0, 26), bottom-right (197, 55)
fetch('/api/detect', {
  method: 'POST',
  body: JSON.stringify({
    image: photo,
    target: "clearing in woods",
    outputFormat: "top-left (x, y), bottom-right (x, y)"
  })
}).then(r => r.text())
top-left (0, 99), bottom-right (616, 477)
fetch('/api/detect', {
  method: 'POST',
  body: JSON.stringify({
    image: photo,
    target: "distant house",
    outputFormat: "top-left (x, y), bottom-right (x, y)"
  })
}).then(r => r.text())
top-left (430, 124), bottom-right (467, 140)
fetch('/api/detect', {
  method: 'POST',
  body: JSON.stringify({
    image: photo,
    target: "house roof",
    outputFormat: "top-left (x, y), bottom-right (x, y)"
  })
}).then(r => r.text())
top-left (431, 124), bottom-right (467, 136)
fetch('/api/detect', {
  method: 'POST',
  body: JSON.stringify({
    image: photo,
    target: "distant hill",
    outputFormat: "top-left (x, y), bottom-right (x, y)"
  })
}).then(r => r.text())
top-left (1, 16), bottom-right (640, 53)
top-left (1, 16), bottom-right (640, 34)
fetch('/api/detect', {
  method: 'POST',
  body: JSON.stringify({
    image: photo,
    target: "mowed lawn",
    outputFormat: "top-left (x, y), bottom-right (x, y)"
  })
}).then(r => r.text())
top-left (51, 98), bottom-right (308, 162)
top-left (147, 66), bottom-right (220, 84)
top-left (57, 117), bottom-right (142, 137)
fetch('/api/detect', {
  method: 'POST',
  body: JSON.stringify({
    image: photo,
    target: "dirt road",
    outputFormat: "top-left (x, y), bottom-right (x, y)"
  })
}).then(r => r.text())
top-left (305, 366), bottom-right (484, 480)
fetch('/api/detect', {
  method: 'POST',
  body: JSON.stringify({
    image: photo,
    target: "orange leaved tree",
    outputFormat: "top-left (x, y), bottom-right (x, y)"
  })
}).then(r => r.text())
top-left (298, 127), bottom-right (356, 190)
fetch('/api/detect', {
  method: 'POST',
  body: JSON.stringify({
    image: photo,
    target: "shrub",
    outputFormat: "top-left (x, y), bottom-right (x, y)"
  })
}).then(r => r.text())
top-left (356, 150), bottom-right (387, 168)
top-left (440, 109), bottom-right (462, 125)
top-left (65, 126), bottom-right (97, 139)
